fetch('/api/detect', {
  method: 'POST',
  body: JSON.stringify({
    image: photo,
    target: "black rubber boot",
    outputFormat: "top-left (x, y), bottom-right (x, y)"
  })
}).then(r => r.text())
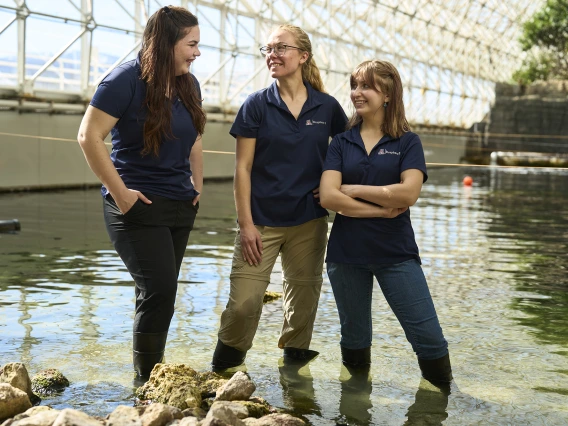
top-left (418, 352), bottom-right (453, 385)
top-left (341, 346), bottom-right (371, 371)
top-left (211, 339), bottom-right (247, 371)
top-left (282, 347), bottom-right (319, 365)
top-left (133, 331), bottom-right (167, 379)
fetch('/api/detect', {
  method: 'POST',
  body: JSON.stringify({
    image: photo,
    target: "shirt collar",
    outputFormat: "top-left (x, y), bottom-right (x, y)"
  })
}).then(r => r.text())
top-left (266, 80), bottom-right (323, 112)
top-left (344, 124), bottom-right (394, 147)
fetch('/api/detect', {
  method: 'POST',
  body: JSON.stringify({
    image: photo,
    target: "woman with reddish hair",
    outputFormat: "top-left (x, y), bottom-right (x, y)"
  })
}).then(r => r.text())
top-left (320, 60), bottom-right (452, 384)
top-left (77, 5), bottom-right (205, 379)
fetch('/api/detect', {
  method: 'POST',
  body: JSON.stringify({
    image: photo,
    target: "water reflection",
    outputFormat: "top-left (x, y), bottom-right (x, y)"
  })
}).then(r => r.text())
top-left (1, 169), bottom-right (568, 424)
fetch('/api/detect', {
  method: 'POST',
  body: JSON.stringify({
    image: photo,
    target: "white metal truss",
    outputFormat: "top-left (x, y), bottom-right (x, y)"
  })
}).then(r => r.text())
top-left (0, 0), bottom-right (544, 127)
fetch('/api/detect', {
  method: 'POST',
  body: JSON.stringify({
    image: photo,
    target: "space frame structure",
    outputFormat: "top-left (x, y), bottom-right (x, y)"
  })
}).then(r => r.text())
top-left (0, 0), bottom-right (542, 127)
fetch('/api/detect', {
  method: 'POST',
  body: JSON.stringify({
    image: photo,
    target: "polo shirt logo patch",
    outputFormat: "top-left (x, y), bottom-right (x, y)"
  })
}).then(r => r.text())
top-left (306, 119), bottom-right (326, 125)
top-left (378, 149), bottom-right (400, 155)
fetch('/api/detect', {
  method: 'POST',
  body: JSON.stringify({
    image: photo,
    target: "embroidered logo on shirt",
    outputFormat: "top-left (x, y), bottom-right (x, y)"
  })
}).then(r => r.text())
top-left (378, 149), bottom-right (400, 155)
top-left (306, 119), bottom-right (326, 125)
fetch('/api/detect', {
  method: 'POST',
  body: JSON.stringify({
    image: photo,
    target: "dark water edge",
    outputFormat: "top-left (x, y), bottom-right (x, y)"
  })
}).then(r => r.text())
top-left (1, 167), bottom-right (568, 425)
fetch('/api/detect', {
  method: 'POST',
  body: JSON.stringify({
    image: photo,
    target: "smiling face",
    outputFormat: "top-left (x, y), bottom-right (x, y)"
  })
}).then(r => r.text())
top-left (350, 73), bottom-right (390, 120)
top-left (264, 29), bottom-right (308, 80)
top-left (173, 26), bottom-right (201, 76)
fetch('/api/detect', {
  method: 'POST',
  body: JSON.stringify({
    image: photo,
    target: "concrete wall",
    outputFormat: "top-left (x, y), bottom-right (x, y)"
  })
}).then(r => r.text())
top-left (0, 111), bottom-right (236, 191)
top-left (0, 111), bottom-right (467, 191)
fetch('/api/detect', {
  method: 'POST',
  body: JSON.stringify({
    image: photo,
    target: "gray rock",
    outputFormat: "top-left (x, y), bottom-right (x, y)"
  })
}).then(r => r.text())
top-left (180, 408), bottom-right (205, 419)
top-left (140, 403), bottom-right (174, 426)
top-left (206, 401), bottom-right (248, 425)
top-left (0, 383), bottom-right (32, 421)
top-left (177, 418), bottom-right (198, 426)
top-left (51, 409), bottom-right (102, 426)
top-left (241, 414), bottom-right (305, 426)
top-left (106, 406), bottom-right (141, 426)
top-left (0, 364), bottom-right (38, 405)
top-left (12, 410), bottom-right (59, 426)
top-left (163, 407), bottom-right (183, 421)
top-left (214, 372), bottom-right (255, 402)
top-left (18, 407), bottom-right (55, 418)
top-left (31, 371), bottom-right (69, 397)
top-left (199, 418), bottom-right (229, 426)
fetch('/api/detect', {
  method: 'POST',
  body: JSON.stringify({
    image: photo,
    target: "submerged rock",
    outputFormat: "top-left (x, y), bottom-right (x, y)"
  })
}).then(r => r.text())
top-left (215, 371), bottom-right (256, 402)
top-left (233, 398), bottom-right (272, 418)
top-left (263, 292), bottom-right (282, 304)
top-left (242, 414), bottom-right (305, 426)
top-left (0, 364), bottom-right (39, 405)
top-left (0, 383), bottom-right (32, 422)
top-left (30, 370), bottom-right (69, 396)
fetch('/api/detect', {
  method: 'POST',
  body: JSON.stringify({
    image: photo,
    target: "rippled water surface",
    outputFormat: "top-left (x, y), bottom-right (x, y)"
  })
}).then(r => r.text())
top-left (1, 167), bottom-right (568, 425)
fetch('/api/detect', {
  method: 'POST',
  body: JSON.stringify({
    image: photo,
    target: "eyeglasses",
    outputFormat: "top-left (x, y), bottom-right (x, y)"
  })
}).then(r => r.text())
top-left (259, 44), bottom-right (302, 57)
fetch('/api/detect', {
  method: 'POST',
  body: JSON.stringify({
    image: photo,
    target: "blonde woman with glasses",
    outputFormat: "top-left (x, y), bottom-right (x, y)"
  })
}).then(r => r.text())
top-left (212, 25), bottom-right (348, 369)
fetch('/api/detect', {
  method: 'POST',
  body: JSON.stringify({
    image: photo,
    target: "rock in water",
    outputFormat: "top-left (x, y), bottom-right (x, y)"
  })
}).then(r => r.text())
top-left (0, 363), bottom-right (39, 405)
top-left (31, 370), bottom-right (69, 396)
top-left (215, 371), bottom-right (256, 401)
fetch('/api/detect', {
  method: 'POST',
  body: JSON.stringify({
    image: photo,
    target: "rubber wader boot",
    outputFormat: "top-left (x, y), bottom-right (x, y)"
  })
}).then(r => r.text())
top-left (133, 331), bottom-right (168, 379)
top-left (417, 352), bottom-right (453, 385)
top-left (282, 347), bottom-right (320, 366)
top-left (341, 346), bottom-right (371, 371)
top-left (211, 339), bottom-right (247, 371)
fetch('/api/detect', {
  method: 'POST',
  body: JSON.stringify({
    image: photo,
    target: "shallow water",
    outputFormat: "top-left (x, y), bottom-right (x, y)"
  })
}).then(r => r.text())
top-left (1, 167), bottom-right (568, 425)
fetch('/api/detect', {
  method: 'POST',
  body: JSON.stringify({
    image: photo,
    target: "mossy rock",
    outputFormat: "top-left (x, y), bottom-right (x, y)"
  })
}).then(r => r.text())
top-left (135, 364), bottom-right (227, 411)
top-left (263, 291), bottom-right (282, 304)
top-left (31, 369), bottom-right (69, 396)
top-left (234, 398), bottom-right (271, 418)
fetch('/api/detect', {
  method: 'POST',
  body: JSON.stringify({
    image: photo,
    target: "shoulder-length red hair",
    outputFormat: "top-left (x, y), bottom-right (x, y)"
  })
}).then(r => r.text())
top-left (347, 60), bottom-right (410, 138)
top-left (140, 6), bottom-right (206, 156)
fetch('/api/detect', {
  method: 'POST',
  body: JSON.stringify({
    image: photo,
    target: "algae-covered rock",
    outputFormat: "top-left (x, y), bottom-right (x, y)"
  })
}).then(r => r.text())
top-left (233, 399), bottom-right (271, 418)
top-left (263, 292), bottom-right (282, 304)
top-left (197, 372), bottom-right (228, 398)
top-left (31, 370), bottom-right (69, 396)
top-left (136, 364), bottom-right (226, 411)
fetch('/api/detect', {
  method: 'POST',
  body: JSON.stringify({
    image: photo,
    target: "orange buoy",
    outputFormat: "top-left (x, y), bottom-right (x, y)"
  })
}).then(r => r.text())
top-left (463, 176), bottom-right (473, 186)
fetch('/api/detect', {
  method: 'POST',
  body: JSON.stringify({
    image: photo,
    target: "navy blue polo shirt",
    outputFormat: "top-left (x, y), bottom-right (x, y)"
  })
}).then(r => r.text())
top-left (230, 81), bottom-right (347, 227)
top-left (323, 125), bottom-right (428, 264)
top-left (90, 55), bottom-right (201, 200)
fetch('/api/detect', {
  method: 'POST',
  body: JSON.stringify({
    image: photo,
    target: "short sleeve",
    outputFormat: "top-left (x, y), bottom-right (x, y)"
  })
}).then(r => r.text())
top-left (229, 95), bottom-right (262, 139)
top-left (190, 73), bottom-right (202, 106)
top-left (90, 64), bottom-right (137, 119)
top-left (323, 135), bottom-right (343, 172)
top-left (330, 98), bottom-right (348, 137)
top-left (400, 133), bottom-right (428, 183)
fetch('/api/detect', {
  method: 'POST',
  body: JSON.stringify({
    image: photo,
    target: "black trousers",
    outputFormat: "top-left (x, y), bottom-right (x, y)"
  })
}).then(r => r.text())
top-left (103, 193), bottom-right (198, 333)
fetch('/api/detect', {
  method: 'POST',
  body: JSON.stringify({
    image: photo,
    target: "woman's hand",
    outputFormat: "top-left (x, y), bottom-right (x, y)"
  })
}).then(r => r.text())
top-left (239, 223), bottom-right (263, 266)
top-left (382, 206), bottom-right (408, 218)
top-left (115, 189), bottom-right (152, 214)
top-left (192, 194), bottom-right (201, 206)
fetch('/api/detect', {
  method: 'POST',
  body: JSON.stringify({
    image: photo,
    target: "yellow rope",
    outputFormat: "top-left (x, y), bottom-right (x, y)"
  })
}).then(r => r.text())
top-left (1, 131), bottom-right (567, 170)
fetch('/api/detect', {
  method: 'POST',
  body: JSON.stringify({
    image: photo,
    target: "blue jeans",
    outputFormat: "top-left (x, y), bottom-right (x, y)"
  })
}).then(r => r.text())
top-left (327, 259), bottom-right (448, 360)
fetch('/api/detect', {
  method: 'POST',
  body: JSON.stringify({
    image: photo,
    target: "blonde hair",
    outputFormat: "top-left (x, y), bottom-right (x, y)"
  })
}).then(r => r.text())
top-left (348, 60), bottom-right (410, 138)
top-left (273, 24), bottom-right (326, 93)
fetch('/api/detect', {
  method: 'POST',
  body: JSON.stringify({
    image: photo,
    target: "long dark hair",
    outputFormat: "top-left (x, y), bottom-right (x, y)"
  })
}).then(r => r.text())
top-left (140, 6), bottom-right (206, 156)
top-left (347, 60), bottom-right (410, 138)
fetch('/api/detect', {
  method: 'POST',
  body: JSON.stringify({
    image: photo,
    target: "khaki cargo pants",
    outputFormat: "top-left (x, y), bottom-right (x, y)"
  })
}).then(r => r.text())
top-left (218, 216), bottom-right (328, 352)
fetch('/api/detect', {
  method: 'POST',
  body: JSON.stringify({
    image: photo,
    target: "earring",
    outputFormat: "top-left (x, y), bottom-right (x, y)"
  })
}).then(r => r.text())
top-left (383, 102), bottom-right (388, 108)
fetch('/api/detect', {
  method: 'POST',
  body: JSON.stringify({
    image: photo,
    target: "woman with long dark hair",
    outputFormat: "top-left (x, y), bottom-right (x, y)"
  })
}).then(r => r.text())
top-left (320, 60), bottom-right (453, 384)
top-left (211, 25), bottom-right (348, 369)
top-left (77, 5), bottom-right (206, 379)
